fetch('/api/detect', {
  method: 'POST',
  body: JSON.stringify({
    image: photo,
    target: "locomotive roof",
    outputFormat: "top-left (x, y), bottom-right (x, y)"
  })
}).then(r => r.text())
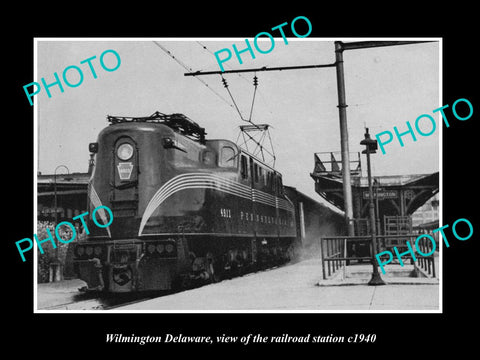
top-left (107, 111), bottom-right (206, 143)
top-left (105, 111), bottom-right (278, 174)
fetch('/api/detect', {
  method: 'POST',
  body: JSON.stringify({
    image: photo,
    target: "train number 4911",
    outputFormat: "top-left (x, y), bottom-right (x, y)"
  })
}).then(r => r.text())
top-left (220, 208), bottom-right (232, 218)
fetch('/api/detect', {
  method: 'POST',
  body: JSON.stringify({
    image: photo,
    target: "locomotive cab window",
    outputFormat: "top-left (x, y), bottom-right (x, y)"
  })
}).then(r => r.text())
top-left (202, 150), bottom-right (216, 165)
top-left (219, 146), bottom-right (237, 168)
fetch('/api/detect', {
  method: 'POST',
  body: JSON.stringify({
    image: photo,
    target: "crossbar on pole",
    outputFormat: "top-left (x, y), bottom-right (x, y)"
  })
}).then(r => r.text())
top-left (184, 63), bottom-right (336, 76)
top-left (339, 40), bottom-right (435, 51)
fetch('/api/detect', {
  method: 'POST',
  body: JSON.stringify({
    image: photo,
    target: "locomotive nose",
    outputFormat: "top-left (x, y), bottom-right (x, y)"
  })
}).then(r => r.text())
top-left (106, 136), bottom-right (140, 238)
top-left (88, 131), bottom-right (142, 239)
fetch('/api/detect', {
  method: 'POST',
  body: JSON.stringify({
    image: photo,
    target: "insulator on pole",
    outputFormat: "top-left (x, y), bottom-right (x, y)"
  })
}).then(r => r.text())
top-left (222, 77), bottom-right (228, 88)
top-left (253, 75), bottom-right (258, 87)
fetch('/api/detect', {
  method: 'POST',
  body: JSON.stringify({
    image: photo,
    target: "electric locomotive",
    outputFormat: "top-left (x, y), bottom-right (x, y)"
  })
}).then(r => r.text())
top-left (73, 112), bottom-right (296, 292)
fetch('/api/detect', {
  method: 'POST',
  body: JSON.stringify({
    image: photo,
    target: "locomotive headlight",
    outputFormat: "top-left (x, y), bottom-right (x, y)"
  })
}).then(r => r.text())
top-left (147, 244), bottom-right (156, 254)
top-left (165, 244), bottom-right (174, 253)
top-left (156, 244), bottom-right (165, 253)
top-left (117, 143), bottom-right (134, 161)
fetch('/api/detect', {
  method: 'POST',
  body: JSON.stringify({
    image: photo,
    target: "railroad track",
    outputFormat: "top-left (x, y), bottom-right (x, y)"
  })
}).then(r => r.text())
top-left (40, 299), bottom-right (108, 311)
top-left (38, 292), bottom-right (162, 311)
top-left (38, 264), bottom-right (288, 311)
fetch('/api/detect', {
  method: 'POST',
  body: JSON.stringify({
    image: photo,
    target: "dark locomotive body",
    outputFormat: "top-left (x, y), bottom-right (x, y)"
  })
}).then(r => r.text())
top-left (73, 113), bottom-right (296, 292)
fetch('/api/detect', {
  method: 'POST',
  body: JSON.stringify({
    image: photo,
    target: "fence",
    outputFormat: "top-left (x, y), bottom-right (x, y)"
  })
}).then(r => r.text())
top-left (377, 234), bottom-right (436, 278)
top-left (412, 221), bottom-right (439, 278)
top-left (320, 234), bottom-right (436, 279)
top-left (412, 235), bottom-right (436, 278)
top-left (320, 236), bottom-right (372, 279)
top-left (384, 216), bottom-right (412, 235)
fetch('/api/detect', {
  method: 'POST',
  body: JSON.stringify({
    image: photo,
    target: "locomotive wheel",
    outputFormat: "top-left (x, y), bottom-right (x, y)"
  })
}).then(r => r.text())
top-left (235, 250), bottom-right (249, 276)
top-left (172, 274), bottom-right (192, 291)
top-left (222, 249), bottom-right (237, 277)
top-left (206, 252), bottom-right (222, 283)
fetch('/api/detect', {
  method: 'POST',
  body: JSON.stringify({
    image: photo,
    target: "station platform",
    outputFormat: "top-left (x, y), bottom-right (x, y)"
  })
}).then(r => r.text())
top-left (36, 279), bottom-right (88, 310)
top-left (115, 258), bottom-right (440, 312)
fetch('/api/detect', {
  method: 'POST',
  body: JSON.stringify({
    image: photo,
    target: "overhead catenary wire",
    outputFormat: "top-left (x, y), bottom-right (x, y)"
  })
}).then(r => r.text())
top-left (152, 41), bottom-right (234, 110)
top-left (220, 75), bottom-right (246, 122)
top-left (196, 41), bottom-right (260, 124)
top-left (220, 75), bottom-right (265, 133)
top-left (196, 41), bottom-right (276, 122)
top-left (155, 41), bottom-right (276, 165)
top-left (248, 75), bottom-right (258, 122)
top-left (196, 41), bottom-right (251, 85)
top-left (219, 72), bottom-right (275, 165)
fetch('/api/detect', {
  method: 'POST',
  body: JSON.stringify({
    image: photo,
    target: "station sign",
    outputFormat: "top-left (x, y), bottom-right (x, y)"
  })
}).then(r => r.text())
top-left (363, 190), bottom-right (398, 199)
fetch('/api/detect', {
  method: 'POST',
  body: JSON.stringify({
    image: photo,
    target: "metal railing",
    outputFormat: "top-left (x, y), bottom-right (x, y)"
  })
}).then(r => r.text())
top-left (412, 235), bottom-right (436, 278)
top-left (377, 234), bottom-right (436, 278)
top-left (313, 151), bottom-right (362, 176)
top-left (384, 215), bottom-right (412, 235)
top-left (320, 234), bottom-right (436, 279)
top-left (320, 236), bottom-right (372, 279)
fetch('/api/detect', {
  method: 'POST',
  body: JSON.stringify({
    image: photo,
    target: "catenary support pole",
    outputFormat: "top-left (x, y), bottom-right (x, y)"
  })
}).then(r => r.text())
top-left (334, 42), bottom-right (355, 237)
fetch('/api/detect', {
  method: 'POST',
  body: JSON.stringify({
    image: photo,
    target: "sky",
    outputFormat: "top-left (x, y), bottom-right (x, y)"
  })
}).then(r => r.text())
top-left (35, 38), bottom-right (440, 207)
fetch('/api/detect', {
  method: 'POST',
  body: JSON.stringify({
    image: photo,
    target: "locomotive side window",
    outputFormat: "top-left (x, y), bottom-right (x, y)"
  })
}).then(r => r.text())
top-left (267, 171), bottom-right (272, 190)
top-left (278, 176), bottom-right (284, 196)
top-left (273, 173), bottom-right (281, 194)
top-left (241, 155), bottom-right (248, 179)
top-left (254, 163), bottom-right (259, 182)
top-left (220, 146), bottom-right (236, 168)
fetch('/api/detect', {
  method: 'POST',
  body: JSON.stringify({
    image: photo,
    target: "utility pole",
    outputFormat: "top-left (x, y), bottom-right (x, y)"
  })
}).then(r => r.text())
top-left (331, 40), bottom-right (433, 237)
top-left (334, 41), bottom-right (354, 236)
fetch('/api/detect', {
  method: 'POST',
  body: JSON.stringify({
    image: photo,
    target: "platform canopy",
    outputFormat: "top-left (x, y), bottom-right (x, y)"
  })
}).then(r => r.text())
top-left (37, 172), bottom-right (90, 220)
top-left (310, 152), bottom-right (439, 222)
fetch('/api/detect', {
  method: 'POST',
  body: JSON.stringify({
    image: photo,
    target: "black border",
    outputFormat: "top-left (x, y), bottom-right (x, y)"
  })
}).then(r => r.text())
top-left (7, 6), bottom-right (479, 354)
